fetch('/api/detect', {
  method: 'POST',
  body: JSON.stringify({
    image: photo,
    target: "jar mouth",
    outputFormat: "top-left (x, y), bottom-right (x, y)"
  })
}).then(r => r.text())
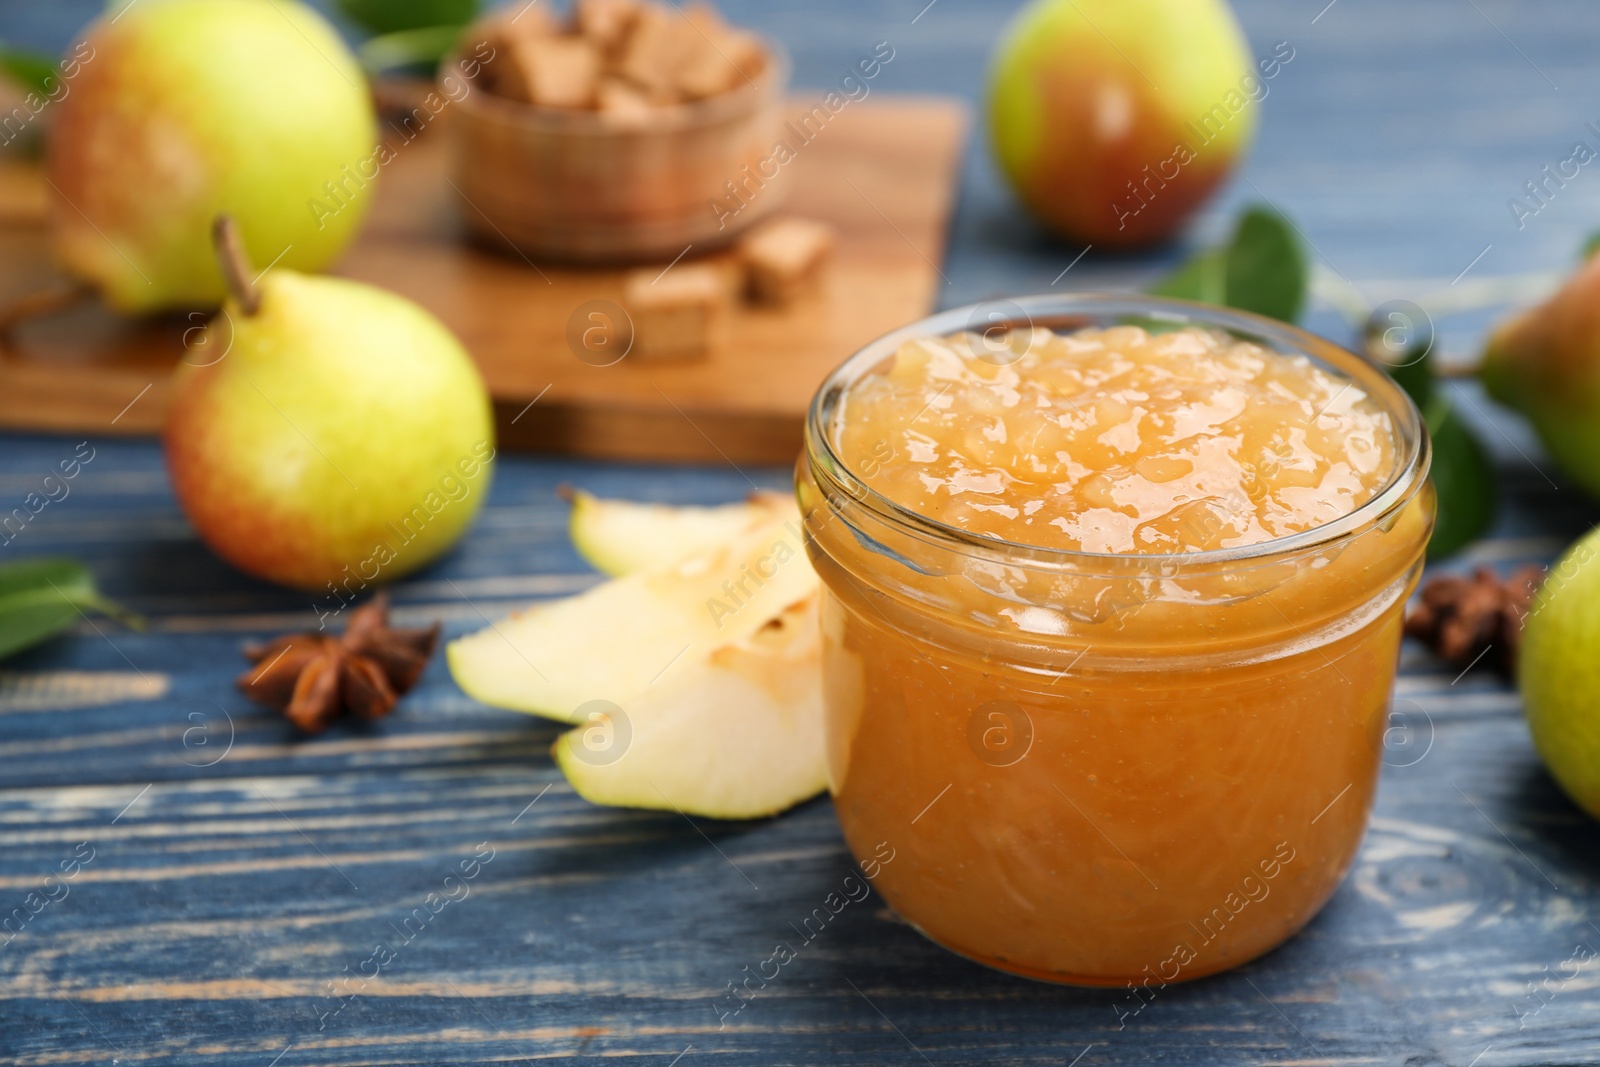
top-left (803, 293), bottom-right (1432, 574)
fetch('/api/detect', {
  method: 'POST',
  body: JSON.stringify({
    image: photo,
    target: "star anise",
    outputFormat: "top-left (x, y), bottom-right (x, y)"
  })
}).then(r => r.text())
top-left (237, 593), bottom-right (441, 733)
top-left (1404, 564), bottom-right (1544, 678)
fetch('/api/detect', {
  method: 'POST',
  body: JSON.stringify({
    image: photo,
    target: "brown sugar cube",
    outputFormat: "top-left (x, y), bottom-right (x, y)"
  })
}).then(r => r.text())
top-left (623, 263), bottom-right (729, 359)
top-left (674, 3), bottom-right (763, 99)
top-left (469, 3), bottom-right (558, 47)
top-left (575, 0), bottom-right (641, 54)
top-left (680, 2), bottom-right (727, 39)
top-left (677, 28), bottom-right (764, 98)
top-left (464, 8), bottom-right (557, 99)
top-left (503, 2), bottom-right (559, 36)
top-left (738, 217), bottom-right (837, 304)
top-left (467, 29), bottom-right (529, 100)
top-left (515, 35), bottom-right (601, 108)
top-left (483, 35), bottom-right (539, 102)
top-left (596, 77), bottom-right (655, 126)
top-left (616, 5), bottom-right (691, 100)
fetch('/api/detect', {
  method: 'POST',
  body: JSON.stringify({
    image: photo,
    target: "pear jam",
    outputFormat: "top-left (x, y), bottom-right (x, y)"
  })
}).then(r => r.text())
top-left (836, 325), bottom-right (1397, 555)
top-left (800, 319), bottom-right (1434, 986)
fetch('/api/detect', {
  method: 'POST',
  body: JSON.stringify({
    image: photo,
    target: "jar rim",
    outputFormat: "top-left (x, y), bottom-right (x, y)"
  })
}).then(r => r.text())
top-left (802, 293), bottom-right (1432, 573)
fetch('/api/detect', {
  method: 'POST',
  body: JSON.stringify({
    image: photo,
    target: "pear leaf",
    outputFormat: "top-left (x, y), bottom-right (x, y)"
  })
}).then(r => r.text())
top-left (1148, 247), bottom-right (1227, 306)
top-left (1148, 205), bottom-right (1308, 324)
top-left (0, 43), bottom-right (60, 100)
top-left (1420, 393), bottom-right (1497, 560)
top-left (335, 0), bottom-right (480, 36)
top-left (0, 557), bottom-right (140, 661)
top-left (1583, 231), bottom-right (1600, 260)
top-left (358, 25), bottom-right (468, 73)
top-left (1222, 207), bottom-right (1308, 324)
top-left (1368, 331), bottom-right (1496, 560)
top-left (1365, 318), bottom-right (1434, 409)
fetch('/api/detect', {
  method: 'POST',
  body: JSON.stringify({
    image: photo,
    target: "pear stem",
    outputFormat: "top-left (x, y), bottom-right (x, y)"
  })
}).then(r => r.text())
top-left (212, 215), bottom-right (261, 315)
top-left (1435, 359), bottom-right (1484, 380)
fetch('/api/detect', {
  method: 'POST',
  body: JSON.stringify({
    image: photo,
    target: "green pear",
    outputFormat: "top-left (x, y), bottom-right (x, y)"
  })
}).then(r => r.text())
top-left (164, 219), bottom-right (494, 592)
top-left (47, 0), bottom-right (376, 313)
top-left (1480, 253), bottom-right (1600, 498)
top-left (1520, 525), bottom-right (1600, 820)
top-left (989, 0), bottom-right (1260, 247)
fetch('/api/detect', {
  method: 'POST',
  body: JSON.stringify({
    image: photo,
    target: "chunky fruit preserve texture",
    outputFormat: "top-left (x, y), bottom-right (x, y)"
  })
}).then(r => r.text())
top-left (836, 325), bottom-right (1396, 554)
top-left (808, 324), bottom-right (1432, 986)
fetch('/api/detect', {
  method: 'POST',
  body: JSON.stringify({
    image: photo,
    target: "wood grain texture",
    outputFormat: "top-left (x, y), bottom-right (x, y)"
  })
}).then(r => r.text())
top-left (0, 96), bottom-right (967, 464)
top-left (0, 443), bottom-right (1594, 1067)
top-left (3, 0), bottom-right (1600, 1064)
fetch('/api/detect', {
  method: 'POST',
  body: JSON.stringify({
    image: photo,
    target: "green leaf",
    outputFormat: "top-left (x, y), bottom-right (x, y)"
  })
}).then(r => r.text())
top-left (1583, 231), bottom-right (1600, 260)
top-left (1420, 393), bottom-right (1497, 560)
top-left (358, 25), bottom-right (467, 73)
top-left (0, 558), bottom-right (140, 661)
top-left (336, 0), bottom-right (481, 36)
top-left (1148, 247), bottom-right (1226, 306)
top-left (1148, 205), bottom-right (1308, 324)
top-left (1222, 207), bottom-right (1307, 324)
top-left (1363, 324), bottom-right (1495, 560)
top-left (1368, 331), bottom-right (1434, 410)
top-left (1363, 328), bottom-right (1495, 560)
top-left (0, 43), bottom-right (60, 100)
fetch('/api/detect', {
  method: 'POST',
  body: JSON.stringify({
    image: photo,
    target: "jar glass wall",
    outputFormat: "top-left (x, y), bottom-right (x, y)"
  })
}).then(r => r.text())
top-left (797, 294), bottom-right (1435, 986)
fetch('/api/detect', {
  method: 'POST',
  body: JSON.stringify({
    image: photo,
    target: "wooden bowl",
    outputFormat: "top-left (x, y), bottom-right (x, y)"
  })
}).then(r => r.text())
top-left (443, 40), bottom-right (791, 264)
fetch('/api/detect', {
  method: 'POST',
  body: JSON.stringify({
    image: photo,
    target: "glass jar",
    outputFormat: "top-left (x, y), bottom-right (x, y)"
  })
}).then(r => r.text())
top-left (797, 294), bottom-right (1435, 987)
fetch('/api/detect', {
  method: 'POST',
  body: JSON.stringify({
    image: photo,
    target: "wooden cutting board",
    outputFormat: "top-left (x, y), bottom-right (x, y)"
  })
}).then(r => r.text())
top-left (0, 95), bottom-right (967, 465)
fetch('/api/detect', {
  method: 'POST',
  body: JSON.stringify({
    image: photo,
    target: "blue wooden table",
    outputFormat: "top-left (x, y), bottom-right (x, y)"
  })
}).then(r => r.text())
top-left (5, 2), bottom-right (1600, 1064)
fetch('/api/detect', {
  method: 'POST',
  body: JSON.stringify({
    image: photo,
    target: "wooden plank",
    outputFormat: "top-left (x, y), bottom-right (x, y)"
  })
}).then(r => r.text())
top-left (2, 715), bottom-right (1599, 1066)
top-left (0, 96), bottom-right (968, 464)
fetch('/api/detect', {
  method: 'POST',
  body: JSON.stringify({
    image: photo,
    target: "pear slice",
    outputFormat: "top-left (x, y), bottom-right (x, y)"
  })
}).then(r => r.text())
top-left (553, 596), bottom-right (825, 819)
top-left (447, 505), bottom-right (816, 723)
top-left (567, 488), bottom-right (788, 577)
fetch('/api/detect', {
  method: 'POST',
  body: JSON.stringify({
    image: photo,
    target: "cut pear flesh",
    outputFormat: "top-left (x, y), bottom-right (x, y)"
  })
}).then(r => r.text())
top-left (568, 489), bottom-right (787, 577)
top-left (447, 505), bottom-right (816, 723)
top-left (554, 596), bottom-right (826, 819)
